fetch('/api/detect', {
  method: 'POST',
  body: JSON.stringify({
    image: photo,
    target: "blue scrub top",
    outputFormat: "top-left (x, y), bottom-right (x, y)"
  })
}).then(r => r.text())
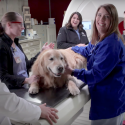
top-left (72, 33), bottom-right (125, 120)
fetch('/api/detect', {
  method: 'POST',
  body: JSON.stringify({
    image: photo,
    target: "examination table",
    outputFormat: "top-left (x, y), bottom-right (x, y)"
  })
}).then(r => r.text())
top-left (10, 84), bottom-right (90, 125)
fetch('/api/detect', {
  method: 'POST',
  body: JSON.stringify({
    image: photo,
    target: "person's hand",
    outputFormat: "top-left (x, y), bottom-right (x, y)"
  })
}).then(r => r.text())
top-left (65, 65), bottom-right (73, 75)
top-left (77, 44), bottom-right (86, 47)
top-left (24, 75), bottom-right (40, 84)
top-left (39, 103), bottom-right (59, 125)
top-left (41, 42), bottom-right (55, 52)
top-left (66, 47), bottom-right (72, 50)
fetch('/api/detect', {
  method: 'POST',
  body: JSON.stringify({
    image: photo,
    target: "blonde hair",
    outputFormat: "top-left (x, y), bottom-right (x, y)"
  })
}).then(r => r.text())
top-left (91, 4), bottom-right (124, 44)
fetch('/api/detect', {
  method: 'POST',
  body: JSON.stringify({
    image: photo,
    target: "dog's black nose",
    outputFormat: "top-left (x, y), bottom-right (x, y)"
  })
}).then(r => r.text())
top-left (58, 66), bottom-right (63, 73)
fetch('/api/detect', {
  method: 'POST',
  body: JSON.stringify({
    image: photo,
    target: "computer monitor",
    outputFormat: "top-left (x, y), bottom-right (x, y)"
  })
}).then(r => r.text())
top-left (21, 29), bottom-right (25, 36)
top-left (82, 20), bottom-right (93, 41)
top-left (21, 23), bottom-right (26, 36)
top-left (17, 24), bottom-right (27, 40)
top-left (82, 21), bottom-right (91, 30)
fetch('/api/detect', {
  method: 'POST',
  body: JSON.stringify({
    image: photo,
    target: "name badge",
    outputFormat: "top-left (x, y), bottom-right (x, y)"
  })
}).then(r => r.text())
top-left (14, 56), bottom-right (22, 63)
top-left (81, 32), bottom-right (86, 36)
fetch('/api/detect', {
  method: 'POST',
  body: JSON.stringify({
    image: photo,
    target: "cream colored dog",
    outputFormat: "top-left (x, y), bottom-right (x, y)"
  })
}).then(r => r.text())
top-left (29, 48), bottom-right (87, 95)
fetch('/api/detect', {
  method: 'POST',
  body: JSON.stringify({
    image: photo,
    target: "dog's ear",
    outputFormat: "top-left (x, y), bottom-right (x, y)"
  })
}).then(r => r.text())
top-left (62, 53), bottom-right (68, 68)
top-left (37, 54), bottom-right (44, 76)
top-left (57, 50), bottom-right (68, 68)
top-left (75, 56), bottom-right (87, 69)
top-left (31, 53), bottom-right (44, 76)
top-left (31, 59), bottom-right (39, 75)
top-left (75, 58), bottom-right (83, 69)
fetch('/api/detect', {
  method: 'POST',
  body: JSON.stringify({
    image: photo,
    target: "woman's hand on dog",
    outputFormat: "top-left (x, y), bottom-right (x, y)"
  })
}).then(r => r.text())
top-left (41, 42), bottom-right (55, 52)
top-left (23, 75), bottom-right (40, 84)
top-left (39, 103), bottom-right (59, 125)
top-left (76, 43), bottom-right (86, 47)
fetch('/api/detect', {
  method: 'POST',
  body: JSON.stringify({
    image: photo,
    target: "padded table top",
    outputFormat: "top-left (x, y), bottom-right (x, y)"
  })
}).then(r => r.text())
top-left (10, 84), bottom-right (86, 107)
top-left (10, 86), bottom-right (70, 107)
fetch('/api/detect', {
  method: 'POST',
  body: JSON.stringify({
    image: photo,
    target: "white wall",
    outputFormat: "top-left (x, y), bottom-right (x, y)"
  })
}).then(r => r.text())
top-left (62, 0), bottom-right (125, 40)
top-left (63, 0), bottom-right (125, 26)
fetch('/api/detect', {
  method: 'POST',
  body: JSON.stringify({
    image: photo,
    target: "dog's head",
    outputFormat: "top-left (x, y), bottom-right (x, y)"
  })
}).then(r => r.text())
top-left (37, 49), bottom-right (67, 77)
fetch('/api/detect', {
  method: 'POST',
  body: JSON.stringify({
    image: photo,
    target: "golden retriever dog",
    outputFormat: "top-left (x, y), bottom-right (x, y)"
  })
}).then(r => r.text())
top-left (28, 48), bottom-right (87, 95)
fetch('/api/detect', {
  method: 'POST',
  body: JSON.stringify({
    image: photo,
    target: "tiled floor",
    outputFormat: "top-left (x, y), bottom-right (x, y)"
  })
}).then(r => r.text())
top-left (71, 100), bottom-right (91, 125)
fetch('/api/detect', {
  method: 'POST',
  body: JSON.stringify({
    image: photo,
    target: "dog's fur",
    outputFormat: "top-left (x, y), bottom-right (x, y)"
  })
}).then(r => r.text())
top-left (29, 48), bottom-right (87, 95)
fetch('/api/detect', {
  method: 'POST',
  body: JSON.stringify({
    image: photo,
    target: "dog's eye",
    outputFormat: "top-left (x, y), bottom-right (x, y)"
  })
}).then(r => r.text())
top-left (60, 57), bottom-right (63, 60)
top-left (50, 58), bottom-right (54, 61)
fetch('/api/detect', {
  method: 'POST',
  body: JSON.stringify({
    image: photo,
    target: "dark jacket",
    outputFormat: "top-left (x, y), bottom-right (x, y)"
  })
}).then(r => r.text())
top-left (0, 33), bottom-right (40, 89)
top-left (57, 26), bottom-right (89, 49)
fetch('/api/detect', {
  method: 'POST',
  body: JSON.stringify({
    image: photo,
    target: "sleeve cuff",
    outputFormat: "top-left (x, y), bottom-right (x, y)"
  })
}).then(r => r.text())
top-left (36, 106), bottom-right (42, 119)
top-left (71, 46), bottom-right (79, 52)
top-left (71, 71), bottom-right (74, 76)
top-left (73, 69), bottom-right (80, 77)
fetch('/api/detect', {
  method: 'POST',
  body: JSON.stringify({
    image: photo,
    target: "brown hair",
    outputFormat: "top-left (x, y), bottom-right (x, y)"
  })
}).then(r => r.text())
top-left (91, 4), bottom-right (124, 44)
top-left (65, 12), bottom-right (83, 32)
top-left (0, 12), bottom-right (21, 35)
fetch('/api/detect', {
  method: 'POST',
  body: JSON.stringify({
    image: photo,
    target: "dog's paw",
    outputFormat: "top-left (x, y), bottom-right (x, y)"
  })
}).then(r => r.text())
top-left (69, 86), bottom-right (80, 95)
top-left (28, 86), bottom-right (39, 94)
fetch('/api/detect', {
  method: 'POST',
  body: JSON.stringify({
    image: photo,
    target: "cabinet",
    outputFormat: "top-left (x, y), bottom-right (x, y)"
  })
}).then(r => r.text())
top-left (19, 38), bottom-right (41, 60)
top-left (32, 25), bottom-right (47, 48)
top-left (46, 24), bottom-right (57, 48)
top-left (23, 6), bottom-right (31, 29)
top-left (32, 24), bottom-right (57, 48)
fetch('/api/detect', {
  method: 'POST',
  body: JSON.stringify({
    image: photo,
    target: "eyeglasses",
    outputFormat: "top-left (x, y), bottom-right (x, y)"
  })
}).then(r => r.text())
top-left (11, 22), bottom-right (24, 27)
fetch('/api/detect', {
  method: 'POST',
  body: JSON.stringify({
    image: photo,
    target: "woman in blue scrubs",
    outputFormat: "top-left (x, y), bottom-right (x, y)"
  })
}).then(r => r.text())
top-left (65, 4), bottom-right (125, 125)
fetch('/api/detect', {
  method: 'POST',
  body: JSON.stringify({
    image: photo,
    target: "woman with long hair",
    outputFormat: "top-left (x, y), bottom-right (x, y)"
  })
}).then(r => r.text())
top-left (65, 4), bottom-right (125, 125)
top-left (57, 12), bottom-right (89, 49)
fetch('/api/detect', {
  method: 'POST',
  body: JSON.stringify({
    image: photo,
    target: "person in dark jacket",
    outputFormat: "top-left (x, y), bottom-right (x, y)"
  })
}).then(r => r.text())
top-left (57, 12), bottom-right (89, 49)
top-left (0, 12), bottom-right (54, 89)
top-left (65, 4), bottom-right (125, 125)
